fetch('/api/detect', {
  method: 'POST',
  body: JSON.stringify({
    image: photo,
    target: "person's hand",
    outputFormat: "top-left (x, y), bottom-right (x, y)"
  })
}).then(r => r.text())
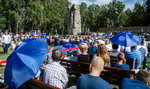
top-left (40, 64), bottom-right (45, 70)
top-left (123, 58), bottom-right (126, 64)
top-left (62, 83), bottom-right (67, 89)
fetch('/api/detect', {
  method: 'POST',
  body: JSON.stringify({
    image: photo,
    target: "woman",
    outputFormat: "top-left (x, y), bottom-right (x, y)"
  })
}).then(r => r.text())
top-left (97, 44), bottom-right (110, 65)
top-left (78, 43), bottom-right (92, 63)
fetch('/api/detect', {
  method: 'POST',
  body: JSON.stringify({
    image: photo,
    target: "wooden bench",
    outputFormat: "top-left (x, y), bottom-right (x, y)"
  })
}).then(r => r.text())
top-left (126, 58), bottom-right (137, 69)
top-left (61, 59), bottom-right (89, 74)
top-left (101, 66), bottom-right (135, 85)
top-left (61, 59), bottom-right (136, 85)
top-left (19, 79), bottom-right (59, 89)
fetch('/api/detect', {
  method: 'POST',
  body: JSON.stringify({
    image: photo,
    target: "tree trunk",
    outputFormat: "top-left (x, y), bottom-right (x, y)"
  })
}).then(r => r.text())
top-left (16, 22), bottom-right (18, 33)
top-left (9, 22), bottom-right (12, 33)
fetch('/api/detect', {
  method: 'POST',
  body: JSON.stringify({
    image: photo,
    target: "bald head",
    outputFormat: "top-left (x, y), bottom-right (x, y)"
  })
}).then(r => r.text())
top-left (90, 57), bottom-right (104, 72)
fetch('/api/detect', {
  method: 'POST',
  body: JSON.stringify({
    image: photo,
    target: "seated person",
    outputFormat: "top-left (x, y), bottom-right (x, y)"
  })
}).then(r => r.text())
top-left (43, 49), bottom-right (68, 89)
top-left (111, 52), bottom-right (130, 70)
top-left (105, 40), bottom-right (112, 52)
top-left (120, 70), bottom-right (150, 89)
top-left (111, 44), bottom-right (120, 57)
top-left (88, 41), bottom-right (98, 54)
top-left (70, 50), bottom-right (78, 61)
top-left (97, 44), bottom-right (110, 65)
top-left (78, 43), bottom-right (92, 63)
top-left (77, 57), bottom-right (112, 89)
top-left (125, 46), bottom-right (141, 69)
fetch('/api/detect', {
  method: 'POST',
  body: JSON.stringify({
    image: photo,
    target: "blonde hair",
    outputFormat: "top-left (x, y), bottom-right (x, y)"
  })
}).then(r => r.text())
top-left (117, 52), bottom-right (125, 61)
top-left (97, 44), bottom-right (110, 64)
top-left (79, 43), bottom-right (88, 53)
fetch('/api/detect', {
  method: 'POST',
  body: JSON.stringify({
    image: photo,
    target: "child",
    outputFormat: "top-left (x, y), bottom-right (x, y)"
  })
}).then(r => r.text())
top-left (70, 50), bottom-right (78, 61)
top-left (111, 52), bottom-right (130, 70)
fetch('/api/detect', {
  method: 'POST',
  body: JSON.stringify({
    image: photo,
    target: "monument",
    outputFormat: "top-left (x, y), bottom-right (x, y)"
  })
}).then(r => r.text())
top-left (68, 4), bottom-right (81, 35)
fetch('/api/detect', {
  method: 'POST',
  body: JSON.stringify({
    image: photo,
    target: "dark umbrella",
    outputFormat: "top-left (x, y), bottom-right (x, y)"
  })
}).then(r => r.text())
top-left (4, 38), bottom-right (49, 88)
top-left (110, 32), bottom-right (141, 47)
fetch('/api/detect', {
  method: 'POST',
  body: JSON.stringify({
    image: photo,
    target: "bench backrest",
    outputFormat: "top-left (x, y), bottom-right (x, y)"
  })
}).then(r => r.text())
top-left (61, 59), bottom-right (135, 85)
top-left (126, 58), bottom-right (137, 69)
top-left (61, 59), bottom-right (89, 74)
top-left (19, 79), bottom-right (59, 89)
top-left (102, 66), bottom-right (135, 85)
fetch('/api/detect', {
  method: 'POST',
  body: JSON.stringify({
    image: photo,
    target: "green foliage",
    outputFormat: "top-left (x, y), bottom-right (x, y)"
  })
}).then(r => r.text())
top-left (79, 0), bottom-right (149, 32)
top-left (0, 0), bottom-right (149, 33)
top-left (0, 0), bottom-right (69, 33)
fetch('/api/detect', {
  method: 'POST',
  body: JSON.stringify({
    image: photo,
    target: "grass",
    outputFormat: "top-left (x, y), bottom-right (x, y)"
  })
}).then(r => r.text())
top-left (0, 47), bottom-right (12, 61)
top-left (0, 46), bottom-right (12, 74)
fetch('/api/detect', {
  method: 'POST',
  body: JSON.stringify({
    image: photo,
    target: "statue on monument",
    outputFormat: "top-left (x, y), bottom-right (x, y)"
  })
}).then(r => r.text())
top-left (68, 4), bottom-right (81, 35)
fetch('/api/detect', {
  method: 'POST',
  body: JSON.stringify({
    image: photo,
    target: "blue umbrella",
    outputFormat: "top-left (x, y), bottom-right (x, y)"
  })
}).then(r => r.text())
top-left (92, 34), bottom-right (101, 38)
top-left (41, 33), bottom-right (46, 37)
top-left (110, 32), bottom-right (141, 47)
top-left (63, 42), bottom-right (71, 48)
top-left (92, 35), bottom-right (97, 38)
top-left (102, 33), bottom-right (111, 37)
top-left (54, 46), bottom-right (67, 54)
top-left (67, 44), bottom-right (79, 55)
top-left (97, 34), bottom-right (101, 37)
top-left (4, 38), bottom-right (49, 88)
top-left (78, 40), bottom-right (88, 44)
top-left (138, 35), bottom-right (142, 38)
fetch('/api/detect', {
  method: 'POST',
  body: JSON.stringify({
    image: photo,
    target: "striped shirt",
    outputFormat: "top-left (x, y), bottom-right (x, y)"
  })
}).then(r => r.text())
top-left (43, 62), bottom-right (68, 89)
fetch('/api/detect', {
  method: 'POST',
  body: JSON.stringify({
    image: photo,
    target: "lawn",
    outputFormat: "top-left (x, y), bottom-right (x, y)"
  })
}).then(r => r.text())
top-left (0, 46), bottom-right (12, 74)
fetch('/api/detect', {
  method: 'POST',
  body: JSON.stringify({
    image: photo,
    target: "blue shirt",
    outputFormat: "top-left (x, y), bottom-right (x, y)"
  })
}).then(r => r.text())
top-left (77, 74), bottom-right (112, 89)
top-left (70, 56), bottom-right (78, 61)
top-left (111, 63), bottom-right (130, 70)
top-left (120, 78), bottom-right (150, 89)
top-left (125, 49), bottom-right (142, 68)
top-left (88, 46), bottom-right (97, 54)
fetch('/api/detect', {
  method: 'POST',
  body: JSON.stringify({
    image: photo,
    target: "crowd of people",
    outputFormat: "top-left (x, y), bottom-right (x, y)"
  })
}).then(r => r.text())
top-left (0, 31), bottom-right (150, 89)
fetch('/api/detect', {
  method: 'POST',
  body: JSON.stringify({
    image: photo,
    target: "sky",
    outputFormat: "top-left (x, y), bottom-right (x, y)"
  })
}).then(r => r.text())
top-left (68, 0), bottom-right (144, 9)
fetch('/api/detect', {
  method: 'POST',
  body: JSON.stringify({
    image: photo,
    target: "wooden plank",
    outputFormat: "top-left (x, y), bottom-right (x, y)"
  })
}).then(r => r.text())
top-left (61, 59), bottom-right (136, 85)
top-left (20, 79), bottom-right (60, 89)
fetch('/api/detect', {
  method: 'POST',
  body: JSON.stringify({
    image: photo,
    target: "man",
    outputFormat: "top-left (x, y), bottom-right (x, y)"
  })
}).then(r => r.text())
top-left (43, 49), bottom-right (68, 89)
top-left (126, 46), bottom-right (141, 69)
top-left (2, 31), bottom-right (11, 54)
top-left (77, 57), bottom-right (112, 89)
top-left (139, 41), bottom-right (148, 70)
top-left (120, 70), bottom-right (150, 89)
top-left (88, 41), bottom-right (98, 54)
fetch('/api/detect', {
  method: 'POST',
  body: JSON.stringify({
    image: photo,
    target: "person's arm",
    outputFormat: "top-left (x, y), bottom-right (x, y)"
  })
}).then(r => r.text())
top-left (61, 69), bottom-right (68, 89)
top-left (42, 69), bottom-right (49, 84)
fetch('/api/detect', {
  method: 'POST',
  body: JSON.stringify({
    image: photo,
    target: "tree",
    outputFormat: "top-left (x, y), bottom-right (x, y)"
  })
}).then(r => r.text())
top-left (145, 0), bottom-right (150, 25)
top-left (104, 0), bottom-right (126, 27)
top-left (0, 0), bottom-right (6, 30)
top-left (80, 2), bottom-right (88, 31)
top-left (87, 4), bottom-right (101, 31)
top-left (129, 3), bottom-right (146, 26)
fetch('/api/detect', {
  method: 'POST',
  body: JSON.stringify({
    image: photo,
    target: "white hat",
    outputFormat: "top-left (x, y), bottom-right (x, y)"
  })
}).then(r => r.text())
top-left (97, 40), bottom-right (105, 45)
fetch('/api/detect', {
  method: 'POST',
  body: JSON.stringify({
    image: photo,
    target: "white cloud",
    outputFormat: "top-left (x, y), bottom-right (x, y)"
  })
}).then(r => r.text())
top-left (68, 0), bottom-right (112, 5)
top-left (68, 0), bottom-right (143, 9)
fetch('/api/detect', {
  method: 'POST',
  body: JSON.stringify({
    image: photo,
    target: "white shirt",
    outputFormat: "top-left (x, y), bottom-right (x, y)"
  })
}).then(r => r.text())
top-left (2, 34), bottom-right (11, 44)
top-left (106, 44), bottom-right (112, 51)
top-left (139, 45), bottom-right (148, 56)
